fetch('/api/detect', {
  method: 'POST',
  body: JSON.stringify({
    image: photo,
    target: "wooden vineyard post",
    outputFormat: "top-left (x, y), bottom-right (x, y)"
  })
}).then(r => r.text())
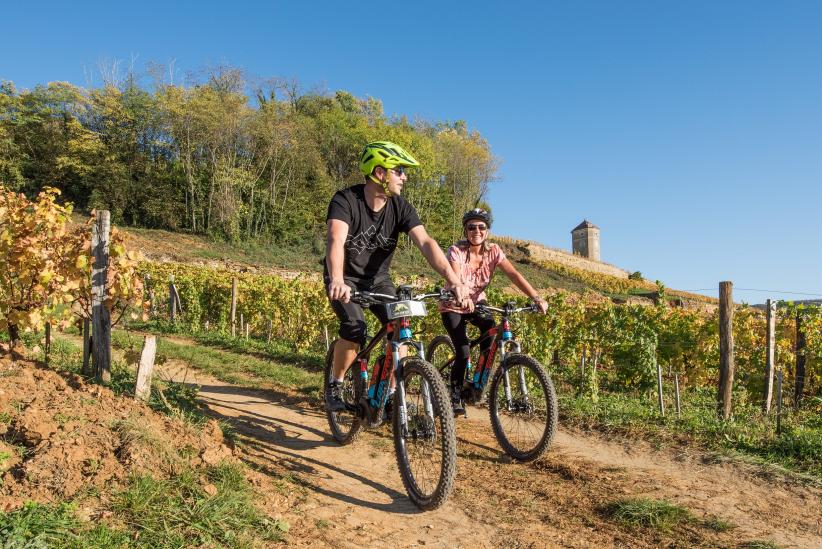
top-left (169, 275), bottom-right (177, 322)
top-left (134, 335), bottom-right (157, 402)
top-left (324, 325), bottom-right (329, 351)
top-left (656, 353), bottom-right (665, 417)
top-left (776, 371), bottom-right (784, 435)
top-left (717, 281), bottom-right (735, 420)
top-left (795, 311), bottom-right (806, 408)
top-left (230, 277), bottom-right (238, 338)
top-left (44, 322), bottom-right (51, 365)
top-left (674, 373), bottom-right (682, 418)
top-left (92, 210), bottom-right (112, 384)
top-left (82, 318), bottom-right (92, 376)
top-left (267, 319), bottom-right (273, 344)
top-left (763, 299), bottom-right (776, 413)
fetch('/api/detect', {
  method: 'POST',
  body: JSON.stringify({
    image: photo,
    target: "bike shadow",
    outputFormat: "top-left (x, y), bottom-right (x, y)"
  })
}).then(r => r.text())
top-left (194, 383), bottom-right (334, 450)
top-left (190, 382), bottom-right (425, 515)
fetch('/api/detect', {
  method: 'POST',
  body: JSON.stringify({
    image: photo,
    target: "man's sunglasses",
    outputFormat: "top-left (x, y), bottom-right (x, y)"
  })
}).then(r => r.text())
top-left (466, 224), bottom-right (487, 231)
top-left (389, 166), bottom-right (407, 176)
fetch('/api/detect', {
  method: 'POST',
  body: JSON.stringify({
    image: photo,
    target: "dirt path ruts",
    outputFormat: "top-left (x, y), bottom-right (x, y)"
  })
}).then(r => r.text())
top-left (156, 358), bottom-right (822, 549)
top-left (160, 361), bottom-right (496, 548)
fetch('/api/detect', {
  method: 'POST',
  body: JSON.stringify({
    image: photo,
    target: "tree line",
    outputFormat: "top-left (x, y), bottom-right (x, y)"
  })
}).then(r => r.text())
top-left (0, 65), bottom-right (497, 245)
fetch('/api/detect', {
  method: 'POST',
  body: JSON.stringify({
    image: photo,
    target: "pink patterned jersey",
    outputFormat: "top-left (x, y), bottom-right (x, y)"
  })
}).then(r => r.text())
top-left (439, 243), bottom-right (506, 314)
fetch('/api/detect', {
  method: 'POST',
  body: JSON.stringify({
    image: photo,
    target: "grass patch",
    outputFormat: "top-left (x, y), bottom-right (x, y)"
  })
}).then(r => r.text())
top-left (0, 501), bottom-right (131, 548)
top-left (558, 387), bottom-right (822, 480)
top-left (740, 541), bottom-right (782, 549)
top-left (125, 319), bottom-right (324, 373)
top-left (112, 416), bottom-right (185, 471)
top-left (606, 497), bottom-right (691, 532)
top-left (702, 516), bottom-right (735, 532)
top-left (112, 462), bottom-right (288, 547)
top-left (111, 329), bottom-right (321, 396)
top-left (0, 464), bottom-right (287, 548)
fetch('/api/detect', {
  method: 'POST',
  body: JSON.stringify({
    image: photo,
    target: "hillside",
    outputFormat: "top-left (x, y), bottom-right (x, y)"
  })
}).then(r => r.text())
top-left (0, 354), bottom-right (290, 545)
top-left (116, 223), bottom-right (716, 308)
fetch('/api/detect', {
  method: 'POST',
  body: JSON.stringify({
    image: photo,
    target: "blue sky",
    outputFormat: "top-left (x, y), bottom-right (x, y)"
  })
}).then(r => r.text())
top-left (3, 1), bottom-right (821, 303)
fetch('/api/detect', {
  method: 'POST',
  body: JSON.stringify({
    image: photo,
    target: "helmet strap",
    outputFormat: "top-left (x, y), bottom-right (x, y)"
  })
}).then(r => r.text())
top-left (369, 173), bottom-right (392, 197)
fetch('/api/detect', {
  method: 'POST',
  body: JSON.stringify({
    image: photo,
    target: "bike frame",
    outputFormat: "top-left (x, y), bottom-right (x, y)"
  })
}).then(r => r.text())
top-left (441, 317), bottom-right (518, 386)
top-left (343, 309), bottom-right (429, 432)
top-left (440, 306), bottom-right (535, 405)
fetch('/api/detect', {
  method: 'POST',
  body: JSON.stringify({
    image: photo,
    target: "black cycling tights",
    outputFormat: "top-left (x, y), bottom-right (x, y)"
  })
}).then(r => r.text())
top-left (440, 311), bottom-right (495, 390)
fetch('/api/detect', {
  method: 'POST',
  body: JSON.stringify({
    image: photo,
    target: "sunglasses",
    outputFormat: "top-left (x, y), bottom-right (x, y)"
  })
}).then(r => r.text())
top-left (389, 166), bottom-right (407, 176)
top-left (466, 224), bottom-right (488, 231)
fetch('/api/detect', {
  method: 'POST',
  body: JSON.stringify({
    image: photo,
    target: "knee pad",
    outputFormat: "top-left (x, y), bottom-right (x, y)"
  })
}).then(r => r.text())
top-left (339, 320), bottom-right (367, 346)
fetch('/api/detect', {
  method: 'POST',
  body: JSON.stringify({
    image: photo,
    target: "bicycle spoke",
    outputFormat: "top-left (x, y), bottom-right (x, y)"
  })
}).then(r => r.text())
top-left (393, 358), bottom-right (456, 509)
top-left (324, 340), bottom-right (363, 445)
top-left (402, 370), bottom-right (442, 496)
top-left (489, 354), bottom-right (557, 461)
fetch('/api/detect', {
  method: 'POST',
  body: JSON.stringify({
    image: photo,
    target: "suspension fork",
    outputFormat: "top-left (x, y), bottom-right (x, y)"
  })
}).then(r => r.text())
top-left (392, 337), bottom-right (425, 435)
top-left (501, 340), bottom-right (524, 406)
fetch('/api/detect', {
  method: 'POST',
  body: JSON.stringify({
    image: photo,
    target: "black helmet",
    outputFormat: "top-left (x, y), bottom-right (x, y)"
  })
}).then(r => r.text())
top-left (462, 208), bottom-right (492, 228)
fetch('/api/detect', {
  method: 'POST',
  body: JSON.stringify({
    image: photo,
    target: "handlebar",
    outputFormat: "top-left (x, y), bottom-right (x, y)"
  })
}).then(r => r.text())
top-left (475, 301), bottom-right (540, 316)
top-left (350, 288), bottom-right (454, 305)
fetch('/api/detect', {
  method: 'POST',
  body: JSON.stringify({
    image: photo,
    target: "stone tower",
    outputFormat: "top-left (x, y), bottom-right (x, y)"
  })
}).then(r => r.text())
top-left (571, 220), bottom-right (600, 261)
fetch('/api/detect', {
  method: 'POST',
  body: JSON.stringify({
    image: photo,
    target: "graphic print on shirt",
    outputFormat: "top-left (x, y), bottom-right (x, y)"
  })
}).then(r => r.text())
top-left (346, 224), bottom-right (397, 256)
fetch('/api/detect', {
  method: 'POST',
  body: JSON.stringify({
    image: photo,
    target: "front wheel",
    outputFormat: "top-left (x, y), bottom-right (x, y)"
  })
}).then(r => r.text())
top-left (393, 357), bottom-right (457, 510)
top-left (488, 353), bottom-right (558, 462)
top-left (324, 339), bottom-right (364, 445)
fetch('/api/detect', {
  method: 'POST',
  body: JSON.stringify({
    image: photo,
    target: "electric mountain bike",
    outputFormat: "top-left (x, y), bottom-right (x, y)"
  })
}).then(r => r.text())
top-left (324, 286), bottom-right (457, 510)
top-left (426, 300), bottom-right (558, 462)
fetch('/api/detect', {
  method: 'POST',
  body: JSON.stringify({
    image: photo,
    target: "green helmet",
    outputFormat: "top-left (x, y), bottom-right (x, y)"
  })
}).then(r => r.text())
top-left (359, 141), bottom-right (420, 177)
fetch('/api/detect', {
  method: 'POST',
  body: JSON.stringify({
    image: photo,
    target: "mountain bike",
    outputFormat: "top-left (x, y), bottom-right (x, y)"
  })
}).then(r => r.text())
top-left (323, 286), bottom-right (457, 510)
top-left (426, 301), bottom-right (558, 462)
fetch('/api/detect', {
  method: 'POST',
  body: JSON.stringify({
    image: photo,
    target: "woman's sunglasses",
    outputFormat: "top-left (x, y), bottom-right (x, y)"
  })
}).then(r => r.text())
top-left (466, 224), bottom-right (487, 231)
top-left (389, 166), bottom-right (407, 176)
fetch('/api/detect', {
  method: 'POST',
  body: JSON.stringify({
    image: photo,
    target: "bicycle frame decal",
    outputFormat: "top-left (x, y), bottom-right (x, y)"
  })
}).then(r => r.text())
top-left (473, 328), bottom-right (499, 389)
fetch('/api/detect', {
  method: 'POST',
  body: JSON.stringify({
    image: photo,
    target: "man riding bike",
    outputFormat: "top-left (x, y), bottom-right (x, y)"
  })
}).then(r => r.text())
top-left (324, 140), bottom-right (470, 411)
top-left (439, 208), bottom-right (549, 415)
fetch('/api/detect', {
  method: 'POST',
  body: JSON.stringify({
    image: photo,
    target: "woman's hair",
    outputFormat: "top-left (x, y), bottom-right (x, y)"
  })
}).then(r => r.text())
top-left (455, 238), bottom-right (492, 253)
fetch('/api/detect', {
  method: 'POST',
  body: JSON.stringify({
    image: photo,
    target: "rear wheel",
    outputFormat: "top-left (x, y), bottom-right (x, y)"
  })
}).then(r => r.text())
top-left (324, 339), bottom-right (364, 445)
top-left (488, 353), bottom-right (557, 462)
top-left (425, 335), bottom-right (455, 384)
top-left (393, 357), bottom-right (457, 510)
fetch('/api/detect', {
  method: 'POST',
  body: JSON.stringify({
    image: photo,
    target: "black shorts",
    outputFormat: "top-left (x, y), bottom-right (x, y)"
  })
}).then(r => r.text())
top-left (325, 276), bottom-right (396, 345)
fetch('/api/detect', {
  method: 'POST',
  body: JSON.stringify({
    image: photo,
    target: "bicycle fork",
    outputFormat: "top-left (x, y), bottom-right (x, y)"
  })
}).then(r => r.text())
top-left (393, 339), bottom-right (436, 440)
top-left (501, 340), bottom-right (527, 409)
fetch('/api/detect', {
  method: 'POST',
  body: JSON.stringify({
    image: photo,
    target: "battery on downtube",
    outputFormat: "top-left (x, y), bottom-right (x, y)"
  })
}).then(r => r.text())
top-left (367, 323), bottom-right (395, 408)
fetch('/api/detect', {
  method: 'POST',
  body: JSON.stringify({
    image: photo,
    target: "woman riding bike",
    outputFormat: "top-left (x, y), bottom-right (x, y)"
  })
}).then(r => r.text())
top-left (441, 208), bottom-right (548, 415)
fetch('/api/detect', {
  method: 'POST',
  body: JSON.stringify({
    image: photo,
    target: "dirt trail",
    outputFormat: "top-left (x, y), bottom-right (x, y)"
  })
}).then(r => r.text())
top-left (156, 359), bottom-right (822, 548)
top-left (160, 361), bottom-right (495, 548)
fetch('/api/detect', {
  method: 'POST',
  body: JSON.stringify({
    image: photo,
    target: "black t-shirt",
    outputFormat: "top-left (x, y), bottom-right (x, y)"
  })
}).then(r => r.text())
top-left (324, 184), bottom-right (422, 285)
